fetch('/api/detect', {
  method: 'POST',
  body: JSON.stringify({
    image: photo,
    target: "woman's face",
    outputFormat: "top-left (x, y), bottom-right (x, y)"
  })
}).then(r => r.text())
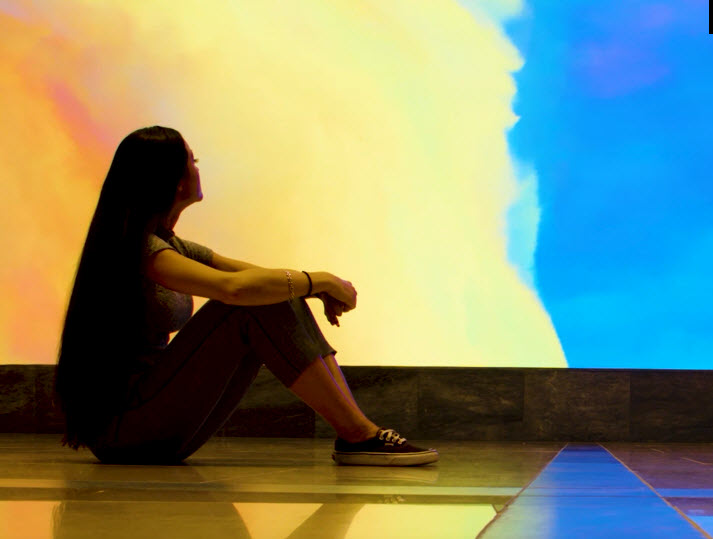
top-left (178, 141), bottom-right (203, 204)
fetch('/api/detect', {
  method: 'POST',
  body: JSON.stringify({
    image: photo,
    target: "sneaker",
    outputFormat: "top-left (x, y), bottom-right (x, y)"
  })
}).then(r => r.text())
top-left (332, 428), bottom-right (439, 466)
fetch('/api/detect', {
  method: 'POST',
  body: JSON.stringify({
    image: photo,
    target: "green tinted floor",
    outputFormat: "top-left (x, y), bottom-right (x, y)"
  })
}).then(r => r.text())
top-left (1, 435), bottom-right (712, 538)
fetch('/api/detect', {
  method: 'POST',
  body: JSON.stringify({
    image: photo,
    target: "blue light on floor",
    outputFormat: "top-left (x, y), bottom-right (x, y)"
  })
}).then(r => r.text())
top-left (479, 444), bottom-right (708, 538)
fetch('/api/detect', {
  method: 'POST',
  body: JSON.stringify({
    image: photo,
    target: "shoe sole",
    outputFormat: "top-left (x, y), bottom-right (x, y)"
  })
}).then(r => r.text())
top-left (332, 449), bottom-right (439, 466)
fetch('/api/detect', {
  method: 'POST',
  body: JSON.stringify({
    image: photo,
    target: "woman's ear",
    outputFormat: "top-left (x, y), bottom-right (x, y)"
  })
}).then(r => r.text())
top-left (176, 177), bottom-right (187, 195)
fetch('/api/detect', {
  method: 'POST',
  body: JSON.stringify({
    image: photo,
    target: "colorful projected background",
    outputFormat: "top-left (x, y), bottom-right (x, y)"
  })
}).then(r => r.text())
top-left (0, 0), bottom-right (709, 368)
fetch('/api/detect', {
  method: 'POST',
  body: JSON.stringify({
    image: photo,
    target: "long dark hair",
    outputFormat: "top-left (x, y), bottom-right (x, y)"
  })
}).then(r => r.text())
top-left (54, 126), bottom-right (188, 449)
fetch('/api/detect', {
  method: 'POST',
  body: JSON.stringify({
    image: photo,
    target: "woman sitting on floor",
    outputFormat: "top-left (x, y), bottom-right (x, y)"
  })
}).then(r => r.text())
top-left (54, 125), bottom-right (439, 466)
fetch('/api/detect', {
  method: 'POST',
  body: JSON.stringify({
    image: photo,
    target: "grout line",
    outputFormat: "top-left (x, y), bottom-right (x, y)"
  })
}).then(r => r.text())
top-left (682, 458), bottom-right (713, 466)
top-left (475, 442), bottom-right (569, 539)
top-left (600, 443), bottom-right (713, 539)
top-left (0, 478), bottom-right (520, 497)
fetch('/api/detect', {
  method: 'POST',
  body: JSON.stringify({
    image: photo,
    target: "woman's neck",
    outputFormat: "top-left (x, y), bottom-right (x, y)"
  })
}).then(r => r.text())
top-left (160, 207), bottom-right (182, 233)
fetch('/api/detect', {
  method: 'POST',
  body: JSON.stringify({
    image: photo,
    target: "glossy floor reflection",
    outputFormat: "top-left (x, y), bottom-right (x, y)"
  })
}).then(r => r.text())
top-left (2, 435), bottom-right (712, 538)
top-left (605, 443), bottom-right (713, 538)
top-left (0, 435), bottom-right (556, 539)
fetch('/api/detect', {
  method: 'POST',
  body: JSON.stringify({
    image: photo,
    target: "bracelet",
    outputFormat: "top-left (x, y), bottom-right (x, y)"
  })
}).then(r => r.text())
top-left (302, 271), bottom-right (313, 297)
top-left (285, 270), bottom-right (295, 300)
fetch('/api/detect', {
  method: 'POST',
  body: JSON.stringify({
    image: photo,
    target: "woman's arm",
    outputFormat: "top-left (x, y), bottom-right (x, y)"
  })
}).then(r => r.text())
top-left (210, 252), bottom-right (264, 272)
top-left (146, 249), bottom-right (357, 308)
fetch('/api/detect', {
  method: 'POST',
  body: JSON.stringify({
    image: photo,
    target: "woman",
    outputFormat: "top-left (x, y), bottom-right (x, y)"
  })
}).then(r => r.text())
top-left (54, 126), bottom-right (438, 466)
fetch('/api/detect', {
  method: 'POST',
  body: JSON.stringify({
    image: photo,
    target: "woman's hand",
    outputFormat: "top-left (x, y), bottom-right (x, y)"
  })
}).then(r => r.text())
top-left (312, 272), bottom-right (357, 311)
top-left (318, 293), bottom-right (348, 326)
top-left (309, 272), bottom-right (356, 325)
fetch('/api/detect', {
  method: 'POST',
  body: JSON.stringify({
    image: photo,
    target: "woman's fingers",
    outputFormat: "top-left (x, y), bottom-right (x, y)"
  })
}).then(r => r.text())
top-left (319, 293), bottom-right (347, 326)
top-left (326, 304), bottom-right (339, 326)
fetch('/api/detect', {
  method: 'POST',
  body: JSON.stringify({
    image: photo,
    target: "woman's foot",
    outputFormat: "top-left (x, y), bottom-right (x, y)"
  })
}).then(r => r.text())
top-left (339, 424), bottom-right (380, 444)
top-left (332, 428), bottom-right (439, 466)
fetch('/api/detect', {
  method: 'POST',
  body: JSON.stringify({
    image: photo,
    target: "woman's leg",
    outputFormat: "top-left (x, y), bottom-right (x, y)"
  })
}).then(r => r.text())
top-left (176, 351), bottom-right (378, 458)
top-left (323, 354), bottom-right (359, 408)
top-left (172, 350), bottom-right (263, 461)
top-left (92, 299), bottom-right (379, 462)
top-left (92, 302), bottom-right (264, 463)
top-left (274, 299), bottom-right (377, 440)
top-left (288, 356), bottom-right (378, 443)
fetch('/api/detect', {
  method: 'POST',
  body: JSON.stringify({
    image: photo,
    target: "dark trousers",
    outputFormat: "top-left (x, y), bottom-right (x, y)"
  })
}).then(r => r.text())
top-left (90, 298), bottom-right (335, 464)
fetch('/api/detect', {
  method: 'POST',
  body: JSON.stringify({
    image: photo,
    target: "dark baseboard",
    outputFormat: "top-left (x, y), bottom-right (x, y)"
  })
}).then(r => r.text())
top-left (2, 365), bottom-right (712, 442)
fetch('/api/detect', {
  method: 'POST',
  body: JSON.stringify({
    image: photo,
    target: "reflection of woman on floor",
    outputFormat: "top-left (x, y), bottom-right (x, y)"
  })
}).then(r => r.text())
top-left (51, 462), bottom-right (364, 539)
top-left (52, 500), bottom-right (252, 539)
top-left (52, 499), bottom-right (366, 539)
top-left (54, 126), bottom-right (438, 466)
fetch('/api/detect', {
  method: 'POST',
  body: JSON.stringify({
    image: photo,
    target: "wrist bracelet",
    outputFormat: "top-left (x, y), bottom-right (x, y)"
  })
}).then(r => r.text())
top-left (302, 271), bottom-right (313, 296)
top-left (285, 270), bottom-right (295, 300)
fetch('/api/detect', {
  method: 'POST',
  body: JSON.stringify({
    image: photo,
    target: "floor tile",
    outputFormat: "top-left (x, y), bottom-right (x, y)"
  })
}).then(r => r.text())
top-left (6, 436), bottom-right (713, 538)
top-left (606, 442), bottom-right (713, 538)
top-left (0, 435), bottom-right (559, 539)
top-left (480, 444), bottom-right (709, 539)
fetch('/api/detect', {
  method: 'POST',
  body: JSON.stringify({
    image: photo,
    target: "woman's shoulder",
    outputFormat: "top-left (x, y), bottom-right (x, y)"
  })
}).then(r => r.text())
top-left (146, 233), bottom-right (176, 257)
top-left (147, 232), bottom-right (213, 266)
top-left (169, 235), bottom-right (213, 265)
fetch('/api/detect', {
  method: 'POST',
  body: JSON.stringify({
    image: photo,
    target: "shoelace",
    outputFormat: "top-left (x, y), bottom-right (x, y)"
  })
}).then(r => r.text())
top-left (378, 428), bottom-right (407, 445)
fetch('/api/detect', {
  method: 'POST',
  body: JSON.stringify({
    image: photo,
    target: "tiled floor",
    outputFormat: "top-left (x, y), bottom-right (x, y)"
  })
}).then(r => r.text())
top-left (1, 435), bottom-right (712, 538)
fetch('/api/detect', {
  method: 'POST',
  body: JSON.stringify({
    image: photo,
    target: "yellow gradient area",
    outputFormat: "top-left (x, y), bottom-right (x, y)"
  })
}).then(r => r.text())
top-left (1, 0), bottom-right (566, 367)
top-left (0, 501), bottom-right (495, 538)
top-left (238, 502), bottom-right (496, 538)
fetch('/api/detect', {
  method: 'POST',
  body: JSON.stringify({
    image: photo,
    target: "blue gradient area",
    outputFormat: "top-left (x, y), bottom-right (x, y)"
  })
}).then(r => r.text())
top-left (481, 445), bottom-right (706, 538)
top-left (505, 0), bottom-right (713, 368)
